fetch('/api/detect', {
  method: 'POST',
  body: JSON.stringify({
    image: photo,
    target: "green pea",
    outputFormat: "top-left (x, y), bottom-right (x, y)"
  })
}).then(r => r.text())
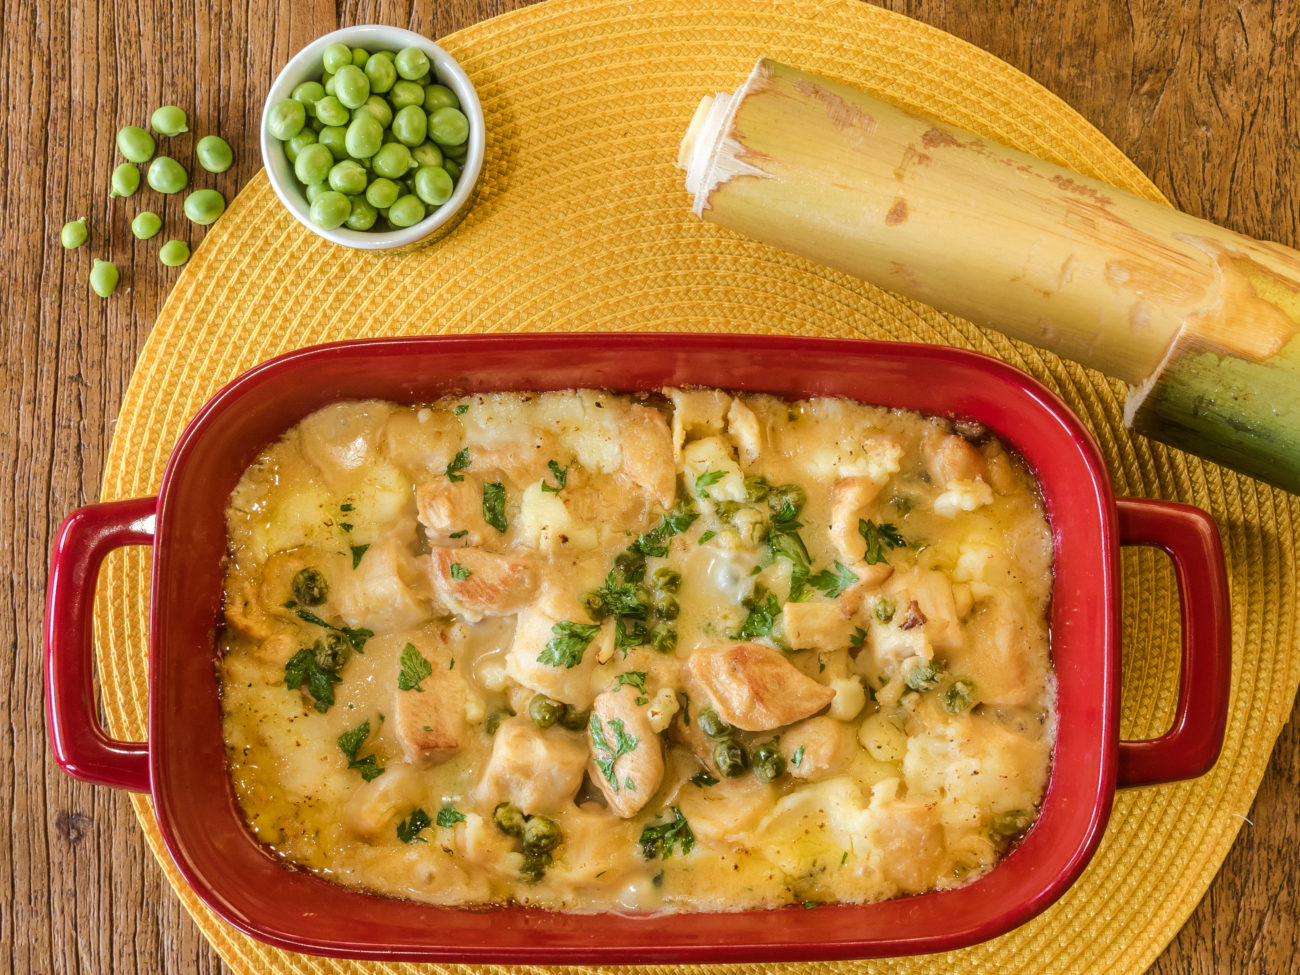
top-left (109, 162), bottom-right (140, 198)
top-left (344, 114), bottom-right (383, 159)
top-left (309, 116), bottom-right (325, 133)
top-left (527, 693), bottom-right (565, 729)
top-left (391, 104), bottom-right (428, 147)
top-left (317, 125), bottom-right (348, 161)
top-left (183, 188), bottom-right (226, 226)
top-left (752, 739), bottom-right (785, 782)
top-left (394, 46), bottom-right (430, 80)
top-left (60, 217), bottom-right (88, 249)
top-left (116, 125), bottom-right (155, 163)
top-left (411, 72), bottom-right (431, 87)
top-left (292, 567), bottom-right (329, 605)
top-left (267, 98), bottom-right (306, 140)
top-left (332, 64), bottom-right (370, 110)
top-left (372, 142), bottom-right (412, 179)
top-left (364, 54), bottom-right (396, 94)
top-left (767, 483), bottom-right (807, 514)
top-left (992, 808), bottom-right (1033, 837)
top-left (902, 656), bottom-right (945, 692)
top-left (584, 591), bottom-right (608, 622)
top-left (321, 42), bottom-right (351, 74)
top-left (352, 94), bottom-right (393, 128)
top-left (312, 632), bottom-right (351, 672)
top-left (327, 160), bottom-right (367, 196)
top-left (873, 596), bottom-right (896, 623)
top-left (614, 548), bottom-right (645, 579)
top-left (743, 475), bottom-right (770, 502)
top-left (89, 259), bottom-right (119, 297)
top-left (130, 211), bottom-right (161, 240)
top-left (344, 197), bottom-right (377, 230)
top-left (411, 141), bottom-right (443, 168)
top-left (309, 190), bottom-right (352, 230)
top-left (649, 621), bottom-right (677, 653)
top-left (388, 80), bottom-right (424, 110)
top-left (443, 159), bottom-right (461, 182)
top-left (146, 155), bottom-right (188, 194)
top-left (387, 193), bottom-right (425, 228)
top-left (150, 105), bottom-right (189, 137)
top-left (521, 815), bottom-right (562, 855)
top-left (941, 678), bottom-right (980, 714)
top-left (294, 143), bottom-right (334, 185)
top-left (428, 107), bottom-right (469, 147)
top-left (649, 590), bottom-right (679, 620)
top-left (364, 177), bottom-right (400, 209)
top-left (492, 801), bottom-right (526, 837)
top-left (196, 135), bottom-right (233, 173)
top-left (423, 83), bottom-right (459, 112)
top-left (697, 707), bottom-right (731, 739)
top-left (351, 47), bottom-right (369, 67)
top-left (284, 130), bottom-right (314, 163)
top-left (372, 49), bottom-right (396, 62)
top-left (713, 739), bottom-right (748, 778)
top-left (158, 239), bottom-right (190, 267)
top-left (557, 705), bottom-right (589, 732)
top-left (519, 851), bottom-right (551, 882)
top-left (313, 95), bottom-right (349, 127)
top-left (291, 81), bottom-right (326, 115)
top-left (412, 164), bottom-right (452, 207)
top-left (304, 181), bottom-right (329, 204)
top-left (323, 72), bottom-right (337, 95)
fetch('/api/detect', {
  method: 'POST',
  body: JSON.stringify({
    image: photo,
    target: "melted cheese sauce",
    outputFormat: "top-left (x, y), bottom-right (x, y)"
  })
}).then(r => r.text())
top-left (220, 389), bottom-right (1056, 913)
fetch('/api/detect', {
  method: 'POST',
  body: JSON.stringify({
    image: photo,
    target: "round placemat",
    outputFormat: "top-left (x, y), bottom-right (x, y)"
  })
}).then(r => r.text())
top-left (95, 0), bottom-right (1299, 971)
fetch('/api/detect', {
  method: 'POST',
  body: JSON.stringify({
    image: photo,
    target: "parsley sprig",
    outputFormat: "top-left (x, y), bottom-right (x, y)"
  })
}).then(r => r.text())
top-left (445, 448), bottom-right (471, 482)
top-left (283, 648), bottom-right (342, 713)
top-left (292, 608), bottom-right (373, 655)
top-left (735, 586), bottom-right (781, 640)
top-left (398, 642), bottom-right (433, 692)
top-left (631, 500), bottom-right (698, 558)
top-left (694, 469), bottom-right (725, 498)
top-left (859, 519), bottom-right (907, 565)
top-left (541, 459), bottom-right (568, 494)
top-left (810, 560), bottom-right (859, 599)
top-left (638, 807), bottom-right (696, 860)
top-left (538, 620), bottom-right (601, 669)
top-left (590, 713), bottom-right (639, 789)
top-left (482, 481), bottom-right (508, 533)
top-left (337, 720), bottom-right (384, 781)
top-left (397, 808), bottom-right (431, 843)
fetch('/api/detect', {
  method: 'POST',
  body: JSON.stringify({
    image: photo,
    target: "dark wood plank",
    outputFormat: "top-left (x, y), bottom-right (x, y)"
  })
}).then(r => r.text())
top-left (3, 1), bottom-right (1294, 973)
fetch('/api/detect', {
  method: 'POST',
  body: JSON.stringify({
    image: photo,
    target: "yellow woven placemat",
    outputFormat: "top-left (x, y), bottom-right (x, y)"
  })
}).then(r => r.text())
top-left (96, 0), bottom-right (1299, 971)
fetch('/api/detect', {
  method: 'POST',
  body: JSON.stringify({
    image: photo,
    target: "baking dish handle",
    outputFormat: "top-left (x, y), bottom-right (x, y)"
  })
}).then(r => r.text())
top-left (45, 497), bottom-right (157, 793)
top-left (1115, 497), bottom-right (1230, 789)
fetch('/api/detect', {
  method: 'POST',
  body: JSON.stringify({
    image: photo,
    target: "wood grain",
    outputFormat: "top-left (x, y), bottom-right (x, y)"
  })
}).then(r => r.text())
top-left (2, 0), bottom-right (1295, 972)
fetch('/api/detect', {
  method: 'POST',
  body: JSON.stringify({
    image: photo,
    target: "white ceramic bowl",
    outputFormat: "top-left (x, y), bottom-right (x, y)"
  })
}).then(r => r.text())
top-left (260, 24), bottom-right (485, 250)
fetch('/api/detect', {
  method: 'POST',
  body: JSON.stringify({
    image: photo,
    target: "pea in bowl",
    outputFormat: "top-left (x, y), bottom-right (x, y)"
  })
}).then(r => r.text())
top-left (260, 24), bottom-right (484, 250)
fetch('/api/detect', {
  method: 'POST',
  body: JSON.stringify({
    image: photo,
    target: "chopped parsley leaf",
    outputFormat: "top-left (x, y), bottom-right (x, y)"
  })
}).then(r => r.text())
top-left (769, 529), bottom-right (812, 602)
top-left (482, 481), bottom-right (507, 533)
top-left (638, 807), bottom-right (695, 860)
top-left (689, 770), bottom-right (719, 787)
top-left (595, 569), bottom-right (648, 619)
top-left (803, 901), bottom-right (820, 910)
top-left (632, 502), bottom-right (698, 557)
top-left (616, 671), bottom-right (648, 694)
top-left (734, 588), bottom-right (781, 640)
top-left (538, 620), bottom-right (601, 669)
top-left (625, 777), bottom-right (636, 791)
top-left (698, 530), bottom-right (716, 544)
top-left (614, 616), bottom-right (648, 653)
top-left (340, 503), bottom-right (354, 512)
top-left (849, 626), bottom-right (867, 650)
top-left (449, 562), bottom-right (471, 581)
top-left (283, 647), bottom-right (342, 713)
top-left (349, 544), bottom-right (370, 569)
top-left (398, 643), bottom-right (433, 692)
top-left (694, 469), bottom-right (725, 498)
top-left (590, 714), bottom-right (639, 789)
top-left (791, 745), bottom-right (806, 768)
top-left (445, 448), bottom-right (471, 482)
top-left (448, 529), bottom-right (468, 539)
top-left (338, 522), bottom-right (353, 533)
top-left (337, 720), bottom-right (385, 781)
top-left (858, 519), bottom-right (906, 565)
top-left (540, 459), bottom-right (568, 494)
top-left (436, 805), bottom-right (466, 827)
top-left (293, 608), bottom-right (373, 654)
top-left (397, 808), bottom-right (431, 843)
top-left (810, 560), bottom-right (859, 599)
top-left (454, 403), bottom-right (469, 416)
top-left (841, 851), bottom-right (849, 865)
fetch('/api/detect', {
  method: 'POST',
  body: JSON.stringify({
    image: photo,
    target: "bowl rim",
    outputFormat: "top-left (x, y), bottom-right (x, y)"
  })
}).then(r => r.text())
top-left (259, 24), bottom-right (485, 250)
top-left (148, 333), bottom-right (1119, 963)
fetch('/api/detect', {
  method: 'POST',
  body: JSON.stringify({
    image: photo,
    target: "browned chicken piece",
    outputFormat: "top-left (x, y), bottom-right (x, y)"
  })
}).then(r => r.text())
top-left (924, 430), bottom-right (989, 487)
top-left (828, 476), bottom-right (887, 564)
top-left (617, 405), bottom-right (677, 511)
top-left (332, 539), bottom-right (432, 633)
top-left (425, 547), bottom-right (537, 622)
top-left (475, 719), bottom-right (589, 815)
top-left (587, 685), bottom-right (665, 818)
top-left (687, 642), bottom-right (835, 731)
top-left (391, 660), bottom-right (469, 765)
top-left (781, 716), bottom-right (852, 781)
top-left (415, 477), bottom-right (495, 547)
top-left (870, 799), bottom-right (945, 894)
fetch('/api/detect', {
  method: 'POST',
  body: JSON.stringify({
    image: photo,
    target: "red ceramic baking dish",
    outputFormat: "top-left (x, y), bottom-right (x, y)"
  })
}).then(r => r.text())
top-left (45, 334), bottom-right (1230, 963)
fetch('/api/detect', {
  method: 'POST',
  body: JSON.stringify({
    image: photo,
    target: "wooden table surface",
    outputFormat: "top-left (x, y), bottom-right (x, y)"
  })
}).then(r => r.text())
top-left (4, 0), bottom-right (1297, 972)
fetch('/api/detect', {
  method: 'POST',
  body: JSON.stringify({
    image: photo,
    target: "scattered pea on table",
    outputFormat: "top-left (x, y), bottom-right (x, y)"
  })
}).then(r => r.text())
top-left (183, 189), bottom-right (226, 226)
top-left (158, 240), bottom-right (190, 267)
top-left (116, 125), bottom-right (155, 163)
top-left (150, 106), bottom-right (189, 137)
top-left (110, 162), bottom-right (141, 198)
top-left (131, 211), bottom-right (162, 240)
top-left (147, 156), bottom-right (189, 194)
top-left (196, 135), bottom-right (233, 173)
top-left (60, 217), bottom-right (88, 249)
top-left (89, 259), bottom-right (119, 297)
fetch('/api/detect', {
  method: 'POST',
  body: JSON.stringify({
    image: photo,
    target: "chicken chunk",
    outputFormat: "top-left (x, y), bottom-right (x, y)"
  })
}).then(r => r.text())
top-left (475, 719), bottom-right (588, 815)
top-left (782, 600), bottom-right (855, 651)
top-left (505, 604), bottom-right (612, 709)
top-left (782, 716), bottom-right (852, 780)
top-left (828, 476), bottom-right (887, 564)
top-left (687, 642), bottom-right (835, 731)
top-left (666, 387), bottom-right (731, 458)
top-left (332, 539), bottom-right (432, 633)
top-left (837, 562), bottom-right (896, 618)
top-left (588, 685), bottom-right (664, 818)
top-left (296, 401), bottom-right (394, 491)
top-left (924, 430), bottom-right (989, 487)
top-left (425, 546), bottom-right (537, 622)
top-left (391, 654), bottom-right (470, 765)
top-left (617, 405), bottom-right (677, 511)
top-left (415, 477), bottom-right (497, 548)
top-left (885, 568), bottom-right (963, 651)
top-left (726, 398), bottom-right (763, 463)
top-left (343, 764), bottom-right (422, 840)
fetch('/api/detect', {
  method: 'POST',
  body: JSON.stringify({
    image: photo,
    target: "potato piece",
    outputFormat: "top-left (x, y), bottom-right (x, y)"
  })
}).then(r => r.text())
top-left (726, 398), bottom-right (763, 463)
top-left (782, 600), bottom-right (854, 651)
top-left (666, 387), bottom-right (731, 457)
top-left (333, 539), bottom-right (432, 633)
top-left (475, 719), bottom-right (588, 815)
top-left (425, 546), bottom-right (537, 622)
top-left (587, 685), bottom-right (665, 818)
top-left (869, 797), bottom-right (945, 894)
top-left (687, 642), bottom-right (835, 731)
top-left (296, 401), bottom-right (394, 491)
